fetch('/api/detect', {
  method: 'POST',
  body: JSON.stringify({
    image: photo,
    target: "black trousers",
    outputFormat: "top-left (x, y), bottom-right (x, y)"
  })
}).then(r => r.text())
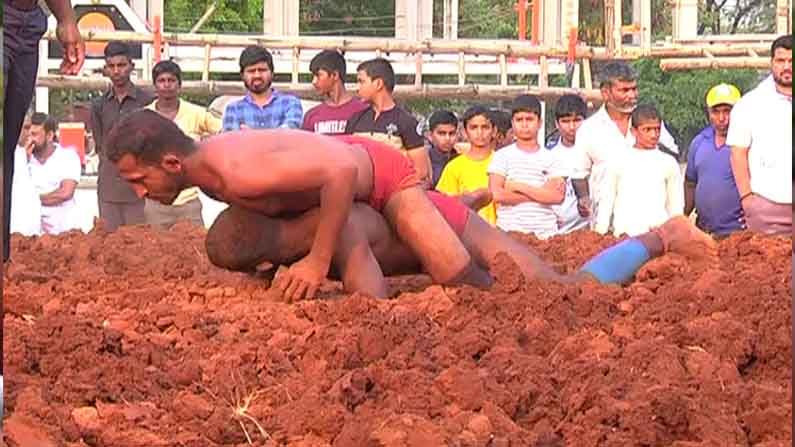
top-left (3, 4), bottom-right (47, 261)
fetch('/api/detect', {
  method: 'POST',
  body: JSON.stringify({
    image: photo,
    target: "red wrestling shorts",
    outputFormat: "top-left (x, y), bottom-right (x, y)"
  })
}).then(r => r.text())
top-left (334, 135), bottom-right (420, 211)
top-left (426, 191), bottom-right (469, 235)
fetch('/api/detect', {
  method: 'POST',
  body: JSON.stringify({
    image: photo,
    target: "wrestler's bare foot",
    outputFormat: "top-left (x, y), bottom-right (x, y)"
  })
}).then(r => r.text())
top-left (654, 216), bottom-right (718, 260)
top-left (460, 188), bottom-right (493, 211)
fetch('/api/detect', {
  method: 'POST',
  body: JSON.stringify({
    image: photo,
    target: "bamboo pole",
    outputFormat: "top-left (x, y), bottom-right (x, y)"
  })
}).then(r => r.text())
top-left (538, 55), bottom-right (549, 88)
top-left (202, 44), bottom-right (211, 82)
top-left (605, 0), bottom-right (616, 57)
top-left (291, 47), bottom-right (300, 86)
top-left (660, 57), bottom-right (770, 71)
top-left (499, 54), bottom-right (508, 87)
top-left (458, 51), bottom-right (466, 87)
top-left (36, 75), bottom-right (603, 101)
top-left (42, 29), bottom-right (775, 60)
top-left (571, 62), bottom-right (580, 88)
top-left (582, 58), bottom-right (593, 89)
top-left (190, 2), bottom-right (218, 33)
top-left (414, 52), bottom-right (423, 89)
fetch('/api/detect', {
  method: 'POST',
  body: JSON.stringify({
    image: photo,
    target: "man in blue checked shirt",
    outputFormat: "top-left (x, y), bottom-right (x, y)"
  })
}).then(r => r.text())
top-left (222, 45), bottom-right (303, 131)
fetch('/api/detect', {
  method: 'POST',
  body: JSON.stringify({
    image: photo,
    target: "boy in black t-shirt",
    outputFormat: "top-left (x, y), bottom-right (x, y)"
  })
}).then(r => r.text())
top-left (346, 58), bottom-right (432, 187)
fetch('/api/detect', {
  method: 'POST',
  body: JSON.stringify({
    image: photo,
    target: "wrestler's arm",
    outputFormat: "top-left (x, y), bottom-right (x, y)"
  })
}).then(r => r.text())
top-left (221, 148), bottom-right (357, 299)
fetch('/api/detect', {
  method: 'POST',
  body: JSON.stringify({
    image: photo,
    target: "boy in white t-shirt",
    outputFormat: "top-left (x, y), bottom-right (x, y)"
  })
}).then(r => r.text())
top-left (547, 94), bottom-right (590, 234)
top-left (27, 113), bottom-right (82, 235)
top-left (488, 95), bottom-right (566, 239)
top-left (595, 105), bottom-right (684, 236)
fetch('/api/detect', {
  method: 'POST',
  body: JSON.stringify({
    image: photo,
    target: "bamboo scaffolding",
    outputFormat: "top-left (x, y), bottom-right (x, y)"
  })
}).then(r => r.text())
top-left (37, 75), bottom-right (603, 101)
top-left (43, 30), bottom-right (774, 61)
top-left (660, 57), bottom-right (770, 71)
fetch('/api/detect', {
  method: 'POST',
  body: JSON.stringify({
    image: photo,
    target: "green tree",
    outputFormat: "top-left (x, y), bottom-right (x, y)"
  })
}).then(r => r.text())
top-left (632, 58), bottom-right (760, 155)
top-left (300, 0), bottom-right (395, 37)
top-left (164, 0), bottom-right (264, 33)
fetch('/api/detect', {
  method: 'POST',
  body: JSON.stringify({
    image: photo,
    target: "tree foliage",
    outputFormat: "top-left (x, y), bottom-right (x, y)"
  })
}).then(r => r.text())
top-left (632, 58), bottom-right (761, 154)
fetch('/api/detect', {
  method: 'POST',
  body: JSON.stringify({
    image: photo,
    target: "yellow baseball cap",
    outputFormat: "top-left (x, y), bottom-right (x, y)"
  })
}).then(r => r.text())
top-left (706, 83), bottom-right (741, 108)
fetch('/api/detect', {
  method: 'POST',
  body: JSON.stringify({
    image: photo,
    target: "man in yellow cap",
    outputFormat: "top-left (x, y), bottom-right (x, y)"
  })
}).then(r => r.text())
top-left (684, 83), bottom-right (744, 237)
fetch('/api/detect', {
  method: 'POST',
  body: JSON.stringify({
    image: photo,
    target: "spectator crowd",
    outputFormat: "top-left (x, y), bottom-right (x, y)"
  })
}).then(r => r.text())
top-left (10, 34), bottom-right (792, 240)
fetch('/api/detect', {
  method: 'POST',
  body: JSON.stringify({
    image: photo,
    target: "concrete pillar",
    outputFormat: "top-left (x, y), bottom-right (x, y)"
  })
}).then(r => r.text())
top-left (396, 0), bottom-right (434, 40)
top-left (631, 0), bottom-right (651, 49)
top-left (35, 39), bottom-right (49, 114)
top-left (443, 0), bottom-right (459, 39)
top-left (129, 0), bottom-right (163, 25)
top-left (672, 0), bottom-right (698, 41)
top-left (776, 0), bottom-right (791, 35)
top-left (541, 0), bottom-right (559, 46)
top-left (560, 0), bottom-right (579, 37)
top-left (263, 0), bottom-right (300, 36)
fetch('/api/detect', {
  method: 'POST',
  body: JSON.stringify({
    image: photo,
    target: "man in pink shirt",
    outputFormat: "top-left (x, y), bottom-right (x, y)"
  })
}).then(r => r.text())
top-left (302, 50), bottom-right (368, 135)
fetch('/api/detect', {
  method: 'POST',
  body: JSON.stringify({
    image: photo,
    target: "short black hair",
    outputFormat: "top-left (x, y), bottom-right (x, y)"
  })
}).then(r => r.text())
top-left (771, 34), bottom-right (792, 56)
top-left (511, 94), bottom-right (542, 118)
top-left (598, 61), bottom-right (638, 89)
top-left (104, 41), bottom-right (133, 61)
top-left (489, 109), bottom-right (512, 134)
top-left (30, 112), bottom-right (57, 135)
top-left (105, 110), bottom-right (196, 164)
top-left (555, 94), bottom-right (587, 120)
top-left (631, 104), bottom-right (661, 128)
top-left (152, 60), bottom-right (182, 85)
top-left (428, 110), bottom-right (458, 131)
top-left (462, 105), bottom-right (493, 127)
top-left (310, 50), bottom-right (347, 79)
top-left (356, 58), bottom-right (396, 93)
top-left (239, 45), bottom-right (274, 72)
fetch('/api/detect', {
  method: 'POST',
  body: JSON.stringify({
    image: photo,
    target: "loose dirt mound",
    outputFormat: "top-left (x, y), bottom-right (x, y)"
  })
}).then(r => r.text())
top-left (3, 223), bottom-right (791, 447)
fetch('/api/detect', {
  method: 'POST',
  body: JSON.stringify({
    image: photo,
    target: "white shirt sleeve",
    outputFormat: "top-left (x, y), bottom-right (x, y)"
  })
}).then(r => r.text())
top-left (594, 159), bottom-right (618, 234)
top-left (665, 157), bottom-right (685, 217)
top-left (570, 134), bottom-right (593, 180)
top-left (59, 148), bottom-right (83, 183)
top-left (547, 151), bottom-right (568, 178)
top-left (487, 148), bottom-right (509, 177)
top-left (726, 99), bottom-right (752, 149)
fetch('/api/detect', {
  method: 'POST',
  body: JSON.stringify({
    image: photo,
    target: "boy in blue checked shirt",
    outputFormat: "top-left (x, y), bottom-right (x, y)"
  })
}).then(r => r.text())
top-left (222, 46), bottom-right (303, 131)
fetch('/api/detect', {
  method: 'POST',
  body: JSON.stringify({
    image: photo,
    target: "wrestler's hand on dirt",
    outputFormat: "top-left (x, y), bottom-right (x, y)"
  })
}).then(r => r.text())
top-left (577, 197), bottom-right (591, 217)
top-left (56, 21), bottom-right (85, 75)
top-left (273, 255), bottom-right (327, 302)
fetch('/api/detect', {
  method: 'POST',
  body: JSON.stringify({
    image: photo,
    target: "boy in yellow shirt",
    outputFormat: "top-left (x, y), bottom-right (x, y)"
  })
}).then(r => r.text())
top-left (436, 105), bottom-right (497, 224)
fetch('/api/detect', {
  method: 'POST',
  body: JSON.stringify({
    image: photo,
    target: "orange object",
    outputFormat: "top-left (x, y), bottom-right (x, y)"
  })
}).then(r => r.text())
top-left (152, 15), bottom-right (162, 64)
top-left (515, 0), bottom-right (528, 41)
top-left (567, 27), bottom-right (578, 64)
top-left (59, 122), bottom-right (86, 166)
top-left (531, 0), bottom-right (540, 44)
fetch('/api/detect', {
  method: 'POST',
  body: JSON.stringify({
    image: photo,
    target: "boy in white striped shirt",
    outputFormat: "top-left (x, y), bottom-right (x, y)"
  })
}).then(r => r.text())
top-left (488, 95), bottom-right (566, 239)
top-left (595, 104), bottom-right (684, 236)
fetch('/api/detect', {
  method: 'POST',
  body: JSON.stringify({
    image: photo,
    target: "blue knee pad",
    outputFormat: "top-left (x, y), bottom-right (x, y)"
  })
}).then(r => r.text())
top-left (580, 238), bottom-right (651, 284)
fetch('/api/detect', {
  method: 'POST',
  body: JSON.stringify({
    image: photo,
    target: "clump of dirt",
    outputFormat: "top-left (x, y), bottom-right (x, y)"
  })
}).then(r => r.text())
top-left (3, 224), bottom-right (791, 446)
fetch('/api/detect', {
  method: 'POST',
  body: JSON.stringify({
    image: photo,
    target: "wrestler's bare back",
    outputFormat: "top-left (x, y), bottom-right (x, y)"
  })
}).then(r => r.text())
top-left (187, 129), bottom-right (375, 215)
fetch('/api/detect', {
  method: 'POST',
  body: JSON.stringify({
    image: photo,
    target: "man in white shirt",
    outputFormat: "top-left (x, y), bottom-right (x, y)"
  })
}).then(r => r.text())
top-left (10, 115), bottom-right (42, 236)
top-left (27, 112), bottom-right (82, 235)
top-left (728, 34), bottom-right (792, 235)
top-left (571, 61), bottom-right (678, 227)
top-left (596, 105), bottom-right (683, 236)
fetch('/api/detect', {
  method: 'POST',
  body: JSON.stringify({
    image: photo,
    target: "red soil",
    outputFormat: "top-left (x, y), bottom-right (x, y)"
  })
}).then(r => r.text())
top-left (3, 223), bottom-right (791, 446)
